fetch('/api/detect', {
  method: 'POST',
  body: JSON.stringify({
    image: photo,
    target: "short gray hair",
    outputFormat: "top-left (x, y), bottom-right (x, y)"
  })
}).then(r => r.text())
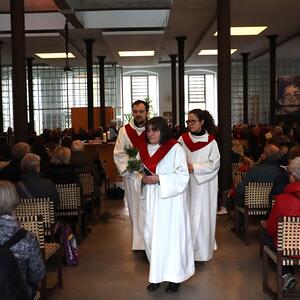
top-left (0, 181), bottom-right (20, 215)
top-left (289, 157), bottom-right (300, 181)
top-left (11, 142), bottom-right (30, 160)
top-left (51, 146), bottom-right (71, 165)
top-left (21, 153), bottom-right (41, 172)
top-left (71, 140), bottom-right (84, 152)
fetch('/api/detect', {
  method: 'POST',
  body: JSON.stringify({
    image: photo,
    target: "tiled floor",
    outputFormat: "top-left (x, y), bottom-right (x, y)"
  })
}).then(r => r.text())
top-left (49, 199), bottom-right (276, 300)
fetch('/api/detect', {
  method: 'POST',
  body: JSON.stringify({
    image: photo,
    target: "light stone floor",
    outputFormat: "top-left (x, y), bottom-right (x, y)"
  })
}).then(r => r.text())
top-left (48, 198), bottom-right (281, 300)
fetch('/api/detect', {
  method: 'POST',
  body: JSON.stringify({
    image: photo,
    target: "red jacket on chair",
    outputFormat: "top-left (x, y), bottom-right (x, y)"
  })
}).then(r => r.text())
top-left (266, 181), bottom-right (300, 247)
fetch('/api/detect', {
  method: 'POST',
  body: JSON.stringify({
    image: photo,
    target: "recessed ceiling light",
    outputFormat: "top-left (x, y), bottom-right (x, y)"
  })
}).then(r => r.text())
top-left (35, 52), bottom-right (75, 59)
top-left (118, 51), bottom-right (155, 57)
top-left (198, 49), bottom-right (237, 55)
top-left (103, 30), bottom-right (165, 36)
top-left (214, 26), bottom-right (267, 36)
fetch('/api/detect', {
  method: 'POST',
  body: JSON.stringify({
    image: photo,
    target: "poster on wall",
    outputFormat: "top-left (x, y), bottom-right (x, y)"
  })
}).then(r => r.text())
top-left (276, 75), bottom-right (300, 115)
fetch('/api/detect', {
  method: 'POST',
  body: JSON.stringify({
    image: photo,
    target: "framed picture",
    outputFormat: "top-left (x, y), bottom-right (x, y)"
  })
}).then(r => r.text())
top-left (276, 75), bottom-right (300, 115)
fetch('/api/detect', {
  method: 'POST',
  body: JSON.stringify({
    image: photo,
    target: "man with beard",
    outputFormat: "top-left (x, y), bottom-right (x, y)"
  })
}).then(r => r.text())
top-left (114, 100), bottom-right (149, 250)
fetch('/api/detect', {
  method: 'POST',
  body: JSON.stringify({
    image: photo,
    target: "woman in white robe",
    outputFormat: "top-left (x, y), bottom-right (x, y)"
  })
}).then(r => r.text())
top-left (139, 117), bottom-right (194, 294)
top-left (178, 109), bottom-right (220, 262)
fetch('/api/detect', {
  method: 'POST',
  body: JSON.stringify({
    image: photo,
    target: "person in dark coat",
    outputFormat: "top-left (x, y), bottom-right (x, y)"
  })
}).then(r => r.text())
top-left (45, 146), bottom-right (79, 184)
top-left (15, 153), bottom-right (60, 209)
top-left (0, 142), bottom-right (30, 183)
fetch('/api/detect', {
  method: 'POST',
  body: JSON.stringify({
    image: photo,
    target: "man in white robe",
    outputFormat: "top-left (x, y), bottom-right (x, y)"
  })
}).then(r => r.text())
top-left (179, 131), bottom-right (220, 262)
top-left (113, 100), bottom-right (148, 250)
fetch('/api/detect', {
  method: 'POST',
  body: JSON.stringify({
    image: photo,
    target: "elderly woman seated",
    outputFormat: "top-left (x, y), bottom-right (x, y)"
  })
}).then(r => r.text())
top-left (265, 157), bottom-right (300, 293)
top-left (45, 146), bottom-right (79, 184)
top-left (0, 180), bottom-right (45, 298)
top-left (15, 153), bottom-right (60, 209)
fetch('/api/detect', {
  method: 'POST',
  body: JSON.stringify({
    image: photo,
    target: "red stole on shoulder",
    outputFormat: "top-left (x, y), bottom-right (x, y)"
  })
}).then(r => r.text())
top-left (139, 139), bottom-right (178, 174)
top-left (181, 132), bottom-right (215, 152)
top-left (125, 124), bottom-right (146, 150)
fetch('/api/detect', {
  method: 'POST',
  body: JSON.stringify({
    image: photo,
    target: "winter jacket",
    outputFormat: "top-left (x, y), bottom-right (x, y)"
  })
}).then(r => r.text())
top-left (266, 181), bottom-right (300, 247)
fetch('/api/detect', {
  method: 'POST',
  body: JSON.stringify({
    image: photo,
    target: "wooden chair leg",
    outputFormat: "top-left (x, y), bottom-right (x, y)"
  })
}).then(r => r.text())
top-left (235, 207), bottom-right (240, 236)
top-left (277, 263), bottom-right (283, 300)
top-left (244, 212), bottom-right (249, 245)
top-left (262, 248), bottom-right (268, 293)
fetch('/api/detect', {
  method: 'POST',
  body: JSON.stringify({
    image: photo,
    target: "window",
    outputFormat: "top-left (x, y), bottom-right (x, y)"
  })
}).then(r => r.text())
top-left (184, 72), bottom-right (216, 121)
top-left (122, 73), bottom-right (159, 119)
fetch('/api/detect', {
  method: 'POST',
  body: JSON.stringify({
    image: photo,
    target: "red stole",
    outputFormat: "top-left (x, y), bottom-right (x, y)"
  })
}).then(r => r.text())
top-left (139, 139), bottom-right (178, 174)
top-left (125, 124), bottom-right (146, 150)
top-left (181, 132), bottom-right (215, 152)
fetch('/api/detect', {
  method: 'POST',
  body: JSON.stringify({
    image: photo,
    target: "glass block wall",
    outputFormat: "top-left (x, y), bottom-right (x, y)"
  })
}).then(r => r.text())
top-left (231, 58), bottom-right (300, 125)
top-left (1, 65), bottom-right (121, 134)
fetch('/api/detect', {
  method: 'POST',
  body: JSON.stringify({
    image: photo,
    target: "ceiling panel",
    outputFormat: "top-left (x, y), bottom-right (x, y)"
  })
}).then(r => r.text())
top-left (0, 0), bottom-right (57, 12)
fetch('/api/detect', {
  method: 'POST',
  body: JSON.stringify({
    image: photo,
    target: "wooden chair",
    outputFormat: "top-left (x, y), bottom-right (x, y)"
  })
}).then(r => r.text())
top-left (235, 182), bottom-right (273, 245)
top-left (55, 183), bottom-right (82, 244)
top-left (18, 215), bottom-right (63, 300)
top-left (79, 172), bottom-right (96, 223)
top-left (263, 216), bottom-right (300, 300)
top-left (15, 198), bottom-right (55, 239)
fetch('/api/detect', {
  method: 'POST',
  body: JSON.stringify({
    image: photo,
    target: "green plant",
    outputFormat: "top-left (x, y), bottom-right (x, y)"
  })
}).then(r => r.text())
top-left (144, 96), bottom-right (156, 118)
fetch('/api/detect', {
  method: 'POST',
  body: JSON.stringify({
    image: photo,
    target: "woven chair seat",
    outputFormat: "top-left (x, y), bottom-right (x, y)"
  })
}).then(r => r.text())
top-left (15, 198), bottom-right (55, 237)
top-left (45, 242), bottom-right (60, 260)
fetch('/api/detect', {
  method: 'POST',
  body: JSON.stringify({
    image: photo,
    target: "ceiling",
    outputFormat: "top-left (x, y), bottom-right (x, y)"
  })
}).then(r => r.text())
top-left (0, 0), bottom-right (300, 67)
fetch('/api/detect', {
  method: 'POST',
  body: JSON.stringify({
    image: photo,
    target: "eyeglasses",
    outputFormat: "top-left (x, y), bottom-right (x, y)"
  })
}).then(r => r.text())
top-left (186, 120), bottom-right (199, 125)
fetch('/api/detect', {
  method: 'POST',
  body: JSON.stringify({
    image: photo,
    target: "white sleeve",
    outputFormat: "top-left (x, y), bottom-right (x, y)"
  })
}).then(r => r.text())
top-left (113, 126), bottom-right (131, 175)
top-left (192, 140), bottom-right (220, 184)
top-left (159, 144), bottom-right (189, 198)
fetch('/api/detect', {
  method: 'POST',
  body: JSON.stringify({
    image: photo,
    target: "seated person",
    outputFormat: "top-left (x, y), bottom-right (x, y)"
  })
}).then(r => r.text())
top-left (45, 146), bottom-right (79, 184)
top-left (0, 142), bottom-right (30, 182)
top-left (15, 153), bottom-right (60, 209)
top-left (265, 157), bottom-right (300, 293)
top-left (0, 180), bottom-right (46, 298)
top-left (269, 145), bottom-right (300, 203)
top-left (235, 144), bottom-right (282, 207)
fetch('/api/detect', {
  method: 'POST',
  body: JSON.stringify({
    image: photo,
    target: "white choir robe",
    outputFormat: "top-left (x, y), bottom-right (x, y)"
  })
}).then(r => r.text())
top-left (113, 121), bottom-right (145, 250)
top-left (141, 143), bottom-right (195, 283)
top-left (178, 132), bottom-right (220, 262)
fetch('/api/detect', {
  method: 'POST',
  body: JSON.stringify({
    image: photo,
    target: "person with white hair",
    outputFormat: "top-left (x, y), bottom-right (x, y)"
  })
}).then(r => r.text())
top-left (265, 157), bottom-right (300, 293)
top-left (0, 180), bottom-right (45, 298)
top-left (15, 153), bottom-right (60, 209)
top-left (0, 142), bottom-right (31, 182)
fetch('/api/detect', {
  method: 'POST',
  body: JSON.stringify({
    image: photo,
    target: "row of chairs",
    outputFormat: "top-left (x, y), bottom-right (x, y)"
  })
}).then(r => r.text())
top-left (228, 165), bottom-right (300, 299)
top-left (14, 172), bottom-right (99, 299)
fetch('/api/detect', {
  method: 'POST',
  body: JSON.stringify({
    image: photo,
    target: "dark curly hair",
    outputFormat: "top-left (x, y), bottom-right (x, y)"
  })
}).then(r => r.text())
top-left (145, 117), bottom-right (172, 144)
top-left (188, 109), bottom-right (216, 134)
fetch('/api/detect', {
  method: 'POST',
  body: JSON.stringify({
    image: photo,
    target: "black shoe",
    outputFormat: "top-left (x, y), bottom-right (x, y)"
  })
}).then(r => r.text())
top-left (165, 282), bottom-right (180, 294)
top-left (147, 283), bottom-right (160, 291)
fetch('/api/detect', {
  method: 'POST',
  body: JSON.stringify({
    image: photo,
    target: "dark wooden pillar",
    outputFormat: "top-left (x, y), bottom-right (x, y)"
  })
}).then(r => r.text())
top-left (268, 35), bottom-right (278, 124)
top-left (10, 0), bottom-right (28, 141)
top-left (26, 57), bottom-right (34, 132)
top-left (176, 36), bottom-right (186, 132)
top-left (84, 39), bottom-right (94, 130)
top-left (97, 56), bottom-right (106, 128)
top-left (217, 0), bottom-right (232, 194)
top-left (241, 53), bottom-right (249, 124)
top-left (170, 54), bottom-right (177, 129)
top-left (0, 41), bottom-right (3, 133)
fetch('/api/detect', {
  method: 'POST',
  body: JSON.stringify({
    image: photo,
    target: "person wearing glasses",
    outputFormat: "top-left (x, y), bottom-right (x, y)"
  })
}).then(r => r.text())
top-left (277, 78), bottom-right (300, 115)
top-left (113, 100), bottom-right (149, 251)
top-left (140, 117), bottom-right (194, 294)
top-left (178, 109), bottom-right (220, 262)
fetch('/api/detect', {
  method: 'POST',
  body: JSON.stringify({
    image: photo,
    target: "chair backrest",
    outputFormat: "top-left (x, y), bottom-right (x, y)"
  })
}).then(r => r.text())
top-left (245, 182), bottom-right (273, 210)
top-left (18, 215), bottom-right (45, 249)
top-left (79, 172), bottom-right (94, 196)
top-left (277, 216), bottom-right (300, 257)
top-left (55, 183), bottom-right (81, 216)
top-left (15, 198), bottom-right (54, 236)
